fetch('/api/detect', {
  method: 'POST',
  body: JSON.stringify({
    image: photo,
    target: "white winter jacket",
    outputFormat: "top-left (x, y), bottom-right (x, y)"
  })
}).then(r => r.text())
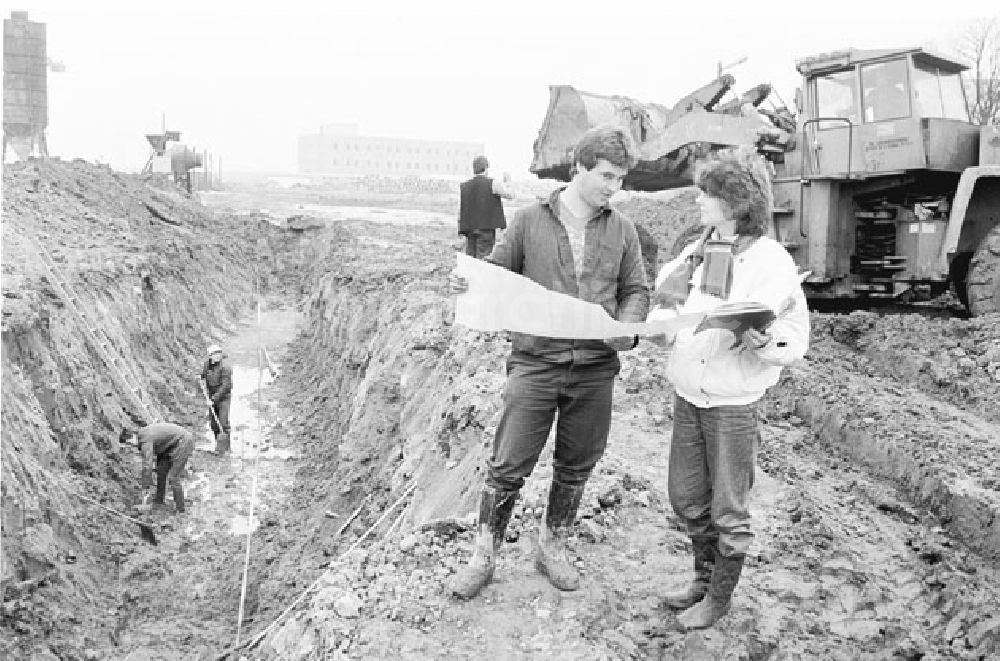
top-left (655, 236), bottom-right (810, 408)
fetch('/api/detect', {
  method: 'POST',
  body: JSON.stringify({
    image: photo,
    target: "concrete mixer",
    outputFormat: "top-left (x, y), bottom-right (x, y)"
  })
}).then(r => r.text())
top-left (141, 129), bottom-right (203, 193)
top-left (168, 144), bottom-right (202, 193)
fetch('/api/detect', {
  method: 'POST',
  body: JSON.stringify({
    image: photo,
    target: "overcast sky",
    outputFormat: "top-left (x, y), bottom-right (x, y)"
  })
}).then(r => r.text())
top-left (8, 0), bottom-right (999, 177)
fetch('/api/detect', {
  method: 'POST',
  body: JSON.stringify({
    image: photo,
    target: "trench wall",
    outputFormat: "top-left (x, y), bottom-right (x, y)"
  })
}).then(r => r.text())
top-left (251, 222), bottom-right (510, 621)
top-left (0, 160), bottom-right (290, 657)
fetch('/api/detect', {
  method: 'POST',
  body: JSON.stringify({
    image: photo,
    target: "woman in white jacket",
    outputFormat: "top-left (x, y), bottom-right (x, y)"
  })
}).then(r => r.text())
top-left (653, 147), bottom-right (810, 630)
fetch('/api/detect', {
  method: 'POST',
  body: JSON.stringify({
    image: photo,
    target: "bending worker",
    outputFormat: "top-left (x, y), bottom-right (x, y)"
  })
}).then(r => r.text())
top-left (200, 343), bottom-right (232, 455)
top-left (137, 422), bottom-right (195, 514)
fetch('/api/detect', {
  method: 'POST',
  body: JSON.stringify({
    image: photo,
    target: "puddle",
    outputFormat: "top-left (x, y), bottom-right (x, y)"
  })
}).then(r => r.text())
top-left (297, 204), bottom-right (451, 226)
top-left (194, 309), bottom-right (302, 461)
top-left (201, 191), bottom-right (452, 227)
top-left (231, 514), bottom-right (261, 535)
top-left (185, 308), bottom-right (302, 541)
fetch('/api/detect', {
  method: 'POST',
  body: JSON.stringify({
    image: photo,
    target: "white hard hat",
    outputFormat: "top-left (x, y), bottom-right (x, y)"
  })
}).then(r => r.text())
top-left (207, 344), bottom-right (223, 356)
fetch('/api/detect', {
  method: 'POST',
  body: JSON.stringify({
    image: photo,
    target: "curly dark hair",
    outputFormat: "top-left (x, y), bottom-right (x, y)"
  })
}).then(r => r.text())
top-left (694, 146), bottom-right (773, 237)
top-left (572, 124), bottom-right (638, 173)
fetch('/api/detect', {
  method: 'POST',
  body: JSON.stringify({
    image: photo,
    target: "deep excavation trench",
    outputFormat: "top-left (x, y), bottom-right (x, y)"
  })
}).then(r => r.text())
top-left (3, 162), bottom-right (1000, 660)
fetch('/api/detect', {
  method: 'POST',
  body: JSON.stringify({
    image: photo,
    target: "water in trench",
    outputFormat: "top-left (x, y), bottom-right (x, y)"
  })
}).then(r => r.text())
top-left (201, 190), bottom-right (453, 227)
top-left (295, 204), bottom-right (451, 226)
top-left (185, 306), bottom-right (301, 539)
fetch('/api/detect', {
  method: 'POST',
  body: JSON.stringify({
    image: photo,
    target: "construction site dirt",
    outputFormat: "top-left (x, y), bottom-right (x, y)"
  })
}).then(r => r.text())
top-left (3, 160), bottom-right (1000, 660)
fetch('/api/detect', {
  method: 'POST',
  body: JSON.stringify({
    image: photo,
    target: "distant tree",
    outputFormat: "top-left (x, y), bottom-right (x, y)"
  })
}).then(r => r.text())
top-left (956, 19), bottom-right (1000, 125)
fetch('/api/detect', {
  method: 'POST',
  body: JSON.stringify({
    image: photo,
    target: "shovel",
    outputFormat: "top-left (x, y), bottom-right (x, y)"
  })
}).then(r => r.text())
top-left (72, 491), bottom-right (158, 545)
top-left (199, 380), bottom-right (224, 430)
top-left (199, 381), bottom-right (231, 455)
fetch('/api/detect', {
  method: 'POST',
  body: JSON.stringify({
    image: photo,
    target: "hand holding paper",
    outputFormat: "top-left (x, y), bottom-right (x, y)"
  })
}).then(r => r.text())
top-left (451, 254), bottom-right (795, 343)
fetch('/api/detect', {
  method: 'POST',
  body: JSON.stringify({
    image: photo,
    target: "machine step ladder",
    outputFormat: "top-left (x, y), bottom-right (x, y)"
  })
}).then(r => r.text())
top-left (25, 237), bottom-right (157, 424)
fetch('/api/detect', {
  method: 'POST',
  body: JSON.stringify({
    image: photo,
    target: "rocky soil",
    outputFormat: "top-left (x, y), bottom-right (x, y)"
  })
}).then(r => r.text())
top-left (1, 160), bottom-right (294, 659)
top-left (3, 167), bottom-right (1000, 660)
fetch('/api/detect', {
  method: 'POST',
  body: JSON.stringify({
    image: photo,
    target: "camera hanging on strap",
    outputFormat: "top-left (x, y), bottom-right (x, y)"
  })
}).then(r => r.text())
top-left (700, 238), bottom-right (735, 299)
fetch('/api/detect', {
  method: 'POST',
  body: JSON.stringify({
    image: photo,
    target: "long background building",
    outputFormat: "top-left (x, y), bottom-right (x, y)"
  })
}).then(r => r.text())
top-left (298, 123), bottom-right (484, 178)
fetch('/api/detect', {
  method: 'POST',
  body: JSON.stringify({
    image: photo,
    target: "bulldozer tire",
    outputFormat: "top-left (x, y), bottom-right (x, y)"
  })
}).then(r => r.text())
top-left (966, 224), bottom-right (1000, 316)
top-left (948, 252), bottom-right (973, 312)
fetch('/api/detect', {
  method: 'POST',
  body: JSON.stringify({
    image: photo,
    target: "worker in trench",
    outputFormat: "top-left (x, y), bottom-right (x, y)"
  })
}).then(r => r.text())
top-left (133, 422), bottom-right (195, 514)
top-left (447, 125), bottom-right (650, 599)
top-left (648, 146), bottom-right (810, 629)
top-left (199, 343), bottom-right (232, 455)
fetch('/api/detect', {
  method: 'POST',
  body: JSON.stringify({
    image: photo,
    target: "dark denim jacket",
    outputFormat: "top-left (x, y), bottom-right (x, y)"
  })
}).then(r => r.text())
top-left (486, 188), bottom-right (650, 364)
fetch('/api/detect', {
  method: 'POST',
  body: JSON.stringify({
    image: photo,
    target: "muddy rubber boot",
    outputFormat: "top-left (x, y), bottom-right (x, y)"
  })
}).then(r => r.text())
top-left (214, 432), bottom-right (230, 456)
top-left (535, 479), bottom-right (585, 591)
top-left (663, 536), bottom-right (715, 609)
top-left (450, 486), bottom-right (518, 600)
top-left (172, 485), bottom-right (186, 514)
top-left (677, 553), bottom-right (745, 630)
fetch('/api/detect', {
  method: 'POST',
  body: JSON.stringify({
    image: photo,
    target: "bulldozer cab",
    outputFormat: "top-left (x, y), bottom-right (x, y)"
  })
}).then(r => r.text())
top-left (795, 47), bottom-right (975, 178)
top-left (774, 46), bottom-right (1000, 314)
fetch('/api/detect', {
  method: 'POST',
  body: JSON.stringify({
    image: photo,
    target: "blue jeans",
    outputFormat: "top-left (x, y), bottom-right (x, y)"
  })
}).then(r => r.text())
top-left (668, 394), bottom-right (759, 558)
top-left (486, 352), bottom-right (620, 491)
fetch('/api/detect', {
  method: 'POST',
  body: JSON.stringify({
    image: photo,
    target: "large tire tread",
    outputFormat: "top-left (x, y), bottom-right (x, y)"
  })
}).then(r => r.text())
top-left (966, 224), bottom-right (1000, 316)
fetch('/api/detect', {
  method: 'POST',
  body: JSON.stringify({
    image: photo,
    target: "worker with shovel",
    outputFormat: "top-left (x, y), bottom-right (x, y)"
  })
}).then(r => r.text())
top-left (199, 343), bottom-right (232, 455)
top-left (135, 422), bottom-right (195, 514)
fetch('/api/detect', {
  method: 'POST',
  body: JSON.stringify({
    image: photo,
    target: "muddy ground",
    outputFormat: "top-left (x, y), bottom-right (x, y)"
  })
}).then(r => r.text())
top-left (2, 164), bottom-right (1000, 660)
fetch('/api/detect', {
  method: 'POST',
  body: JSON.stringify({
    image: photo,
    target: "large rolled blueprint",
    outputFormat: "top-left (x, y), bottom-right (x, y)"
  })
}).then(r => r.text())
top-left (453, 254), bottom-right (703, 339)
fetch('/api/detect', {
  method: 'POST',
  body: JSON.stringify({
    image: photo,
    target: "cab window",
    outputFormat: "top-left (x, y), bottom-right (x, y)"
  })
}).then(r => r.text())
top-left (912, 59), bottom-right (968, 120)
top-left (815, 70), bottom-right (858, 129)
top-left (861, 59), bottom-right (911, 122)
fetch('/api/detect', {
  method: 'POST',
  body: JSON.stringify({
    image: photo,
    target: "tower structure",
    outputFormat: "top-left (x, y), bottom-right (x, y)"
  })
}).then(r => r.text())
top-left (3, 11), bottom-right (48, 160)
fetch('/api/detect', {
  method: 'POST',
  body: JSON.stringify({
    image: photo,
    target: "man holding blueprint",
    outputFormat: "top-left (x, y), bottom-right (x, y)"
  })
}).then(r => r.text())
top-left (447, 125), bottom-right (649, 599)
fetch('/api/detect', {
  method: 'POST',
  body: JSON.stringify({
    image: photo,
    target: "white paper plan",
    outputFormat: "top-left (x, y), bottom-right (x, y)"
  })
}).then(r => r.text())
top-left (453, 254), bottom-right (704, 339)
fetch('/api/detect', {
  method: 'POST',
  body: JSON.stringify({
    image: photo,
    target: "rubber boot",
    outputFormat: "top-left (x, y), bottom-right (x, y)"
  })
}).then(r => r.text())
top-left (677, 553), bottom-right (745, 630)
top-left (535, 479), bottom-right (585, 591)
top-left (663, 536), bottom-right (715, 609)
top-left (215, 432), bottom-right (230, 456)
top-left (450, 486), bottom-right (518, 600)
top-left (172, 485), bottom-right (186, 514)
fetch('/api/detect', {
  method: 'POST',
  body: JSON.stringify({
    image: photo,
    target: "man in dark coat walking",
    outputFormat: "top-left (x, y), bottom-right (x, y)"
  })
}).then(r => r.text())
top-left (458, 155), bottom-right (514, 259)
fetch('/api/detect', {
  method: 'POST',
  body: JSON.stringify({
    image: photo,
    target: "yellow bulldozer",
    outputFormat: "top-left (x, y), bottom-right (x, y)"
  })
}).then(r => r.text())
top-left (530, 46), bottom-right (1000, 316)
